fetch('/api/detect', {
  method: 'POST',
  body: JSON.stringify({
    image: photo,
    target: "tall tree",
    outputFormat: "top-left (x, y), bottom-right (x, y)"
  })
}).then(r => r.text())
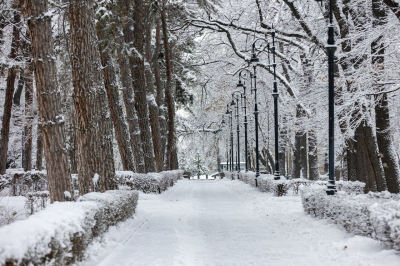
top-left (130, 0), bottom-right (156, 172)
top-left (95, 2), bottom-right (135, 171)
top-left (69, 0), bottom-right (116, 193)
top-left (144, 7), bottom-right (163, 172)
top-left (22, 35), bottom-right (33, 171)
top-left (372, 0), bottom-right (400, 193)
top-left (23, 0), bottom-right (72, 202)
top-left (160, 1), bottom-right (178, 170)
top-left (0, 7), bottom-right (20, 174)
top-left (154, 18), bottom-right (167, 168)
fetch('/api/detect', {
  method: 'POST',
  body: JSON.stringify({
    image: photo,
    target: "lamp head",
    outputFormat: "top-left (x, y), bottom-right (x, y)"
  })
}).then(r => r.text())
top-left (230, 99), bottom-right (236, 106)
top-left (221, 119), bottom-right (226, 125)
top-left (225, 109), bottom-right (230, 114)
top-left (237, 79), bottom-right (244, 89)
top-left (250, 53), bottom-right (259, 65)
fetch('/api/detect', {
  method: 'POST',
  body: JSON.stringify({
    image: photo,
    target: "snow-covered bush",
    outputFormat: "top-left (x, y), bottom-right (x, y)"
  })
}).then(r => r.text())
top-left (5, 171), bottom-right (47, 196)
top-left (257, 175), bottom-right (275, 192)
top-left (239, 171), bottom-right (256, 187)
top-left (24, 191), bottom-right (50, 216)
top-left (290, 178), bottom-right (311, 194)
top-left (300, 187), bottom-right (400, 251)
top-left (0, 175), bottom-right (10, 191)
top-left (224, 171), bottom-right (235, 180)
top-left (0, 190), bottom-right (139, 265)
top-left (115, 170), bottom-right (183, 193)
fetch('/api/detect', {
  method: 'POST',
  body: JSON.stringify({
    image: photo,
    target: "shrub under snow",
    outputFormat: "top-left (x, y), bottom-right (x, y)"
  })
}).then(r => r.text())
top-left (301, 187), bottom-right (400, 251)
top-left (0, 190), bottom-right (139, 265)
top-left (115, 170), bottom-right (183, 193)
top-left (235, 171), bottom-right (366, 197)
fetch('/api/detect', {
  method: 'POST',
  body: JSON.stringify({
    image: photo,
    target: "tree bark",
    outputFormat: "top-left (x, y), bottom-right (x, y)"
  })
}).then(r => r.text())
top-left (0, 8), bottom-right (20, 175)
top-left (308, 130), bottom-right (320, 180)
top-left (36, 123), bottom-right (43, 170)
top-left (23, 0), bottom-right (72, 202)
top-left (161, 2), bottom-right (178, 170)
top-left (154, 18), bottom-right (167, 168)
top-left (96, 8), bottom-right (135, 171)
top-left (372, 0), bottom-right (400, 193)
top-left (116, 34), bottom-right (145, 173)
top-left (23, 55), bottom-right (33, 171)
top-left (292, 131), bottom-right (301, 179)
top-left (144, 12), bottom-right (163, 172)
top-left (69, 0), bottom-right (116, 194)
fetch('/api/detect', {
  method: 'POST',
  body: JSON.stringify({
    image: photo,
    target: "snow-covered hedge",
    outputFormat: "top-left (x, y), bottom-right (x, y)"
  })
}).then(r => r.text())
top-left (0, 190), bottom-right (139, 265)
top-left (24, 191), bottom-right (50, 216)
top-left (1, 170), bottom-right (47, 196)
top-left (115, 170), bottom-right (183, 193)
top-left (301, 187), bottom-right (400, 251)
top-left (235, 171), bottom-right (365, 197)
top-left (239, 171), bottom-right (256, 187)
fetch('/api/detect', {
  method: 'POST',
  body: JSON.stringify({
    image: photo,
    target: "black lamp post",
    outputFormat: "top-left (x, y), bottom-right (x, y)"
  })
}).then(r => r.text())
top-left (250, 31), bottom-right (280, 180)
top-left (316, 0), bottom-right (336, 195)
top-left (236, 69), bottom-right (252, 172)
top-left (226, 104), bottom-right (234, 172)
top-left (249, 56), bottom-right (260, 183)
top-left (231, 91), bottom-right (243, 173)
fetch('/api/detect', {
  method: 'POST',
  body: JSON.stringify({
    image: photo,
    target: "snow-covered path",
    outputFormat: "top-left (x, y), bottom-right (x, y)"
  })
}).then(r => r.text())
top-left (88, 179), bottom-right (400, 266)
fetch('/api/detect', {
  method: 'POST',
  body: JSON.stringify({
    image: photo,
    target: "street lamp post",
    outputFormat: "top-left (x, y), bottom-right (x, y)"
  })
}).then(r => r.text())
top-left (231, 92), bottom-right (242, 173)
top-left (248, 60), bottom-right (260, 185)
top-left (226, 105), bottom-right (234, 172)
top-left (250, 31), bottom-right (280, 180)
top-left (316, 0), bottom-right (336, 195)
top-left (236, 69), bottom-right (253, 173)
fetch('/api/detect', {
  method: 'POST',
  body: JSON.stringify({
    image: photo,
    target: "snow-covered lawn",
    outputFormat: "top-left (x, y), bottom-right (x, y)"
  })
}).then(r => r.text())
top-left (85, 179), bottom-right (400, 266)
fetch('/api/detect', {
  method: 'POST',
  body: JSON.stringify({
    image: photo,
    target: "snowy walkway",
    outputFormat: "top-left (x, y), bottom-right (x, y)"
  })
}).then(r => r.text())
top-left (87, 179), bottom-right (400, 266)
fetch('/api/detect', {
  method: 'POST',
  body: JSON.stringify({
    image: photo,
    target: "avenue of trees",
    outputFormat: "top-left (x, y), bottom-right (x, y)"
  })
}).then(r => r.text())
top-left (177, 0), bottom-right (400, 194)
top-left (0, 0), bottom-right (203, 202)
top-left (2, 0), bottom-right (400, 202)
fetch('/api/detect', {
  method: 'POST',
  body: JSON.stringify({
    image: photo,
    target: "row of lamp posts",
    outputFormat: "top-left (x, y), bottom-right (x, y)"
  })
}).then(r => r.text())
top-left (220, 0), bottom-right (336, 195)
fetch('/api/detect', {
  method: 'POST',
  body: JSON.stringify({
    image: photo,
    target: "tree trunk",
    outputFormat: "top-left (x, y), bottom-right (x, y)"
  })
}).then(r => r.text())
top-left (13, 74), bottom-right (24, 106)
top-left (23, 61), bottom-right (33, 171)
top-left (0, 9), bottom-right (20, 175)
top-left (69, 0), bottom-right (116, 194)
top-left (96, 9), bottom-right (135, 171)
top-left (372, 0), bottom-right (400, 193)
top-left (279, 122), bottom-right (286, 177)
top-left (154, 18), bottom-right (167, 168)
top-left (161, 2), bottom-right (178, 170)
top-left (127, 0), bottom-right (156, 173)
top-left (299, 132), bottom-right (307, 179)
top-left (116, 35), bottom-right (145, 173)
top-left (144, 13), bottom-right (163, 172)
top-left (36, 123), bottom-right (43, 170)
top-left (292, 132), bottom-right (301, 178)
top-left (308, 130), bottom-right (320, 180)
top-left (362, 119), bottom-right (387, 192)
top-left (24, 0), bottom-right (71, 202)
top-left (375, 93), bottom-right (400, 193)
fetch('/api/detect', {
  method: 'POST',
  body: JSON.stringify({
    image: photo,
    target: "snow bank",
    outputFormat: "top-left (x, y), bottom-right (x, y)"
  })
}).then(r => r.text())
top-left (0, 190), bottom-right (139, 265)
top-left (115, 170), bottom-right (183, 193)
top-left (301, 187), bottom-right (400, 251)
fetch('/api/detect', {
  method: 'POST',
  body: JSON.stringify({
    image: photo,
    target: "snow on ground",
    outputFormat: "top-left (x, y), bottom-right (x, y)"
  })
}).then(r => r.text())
top-left (0, 188), bottom-right (27, 226)
top-left (85, 179), bottom-right (400, 266)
